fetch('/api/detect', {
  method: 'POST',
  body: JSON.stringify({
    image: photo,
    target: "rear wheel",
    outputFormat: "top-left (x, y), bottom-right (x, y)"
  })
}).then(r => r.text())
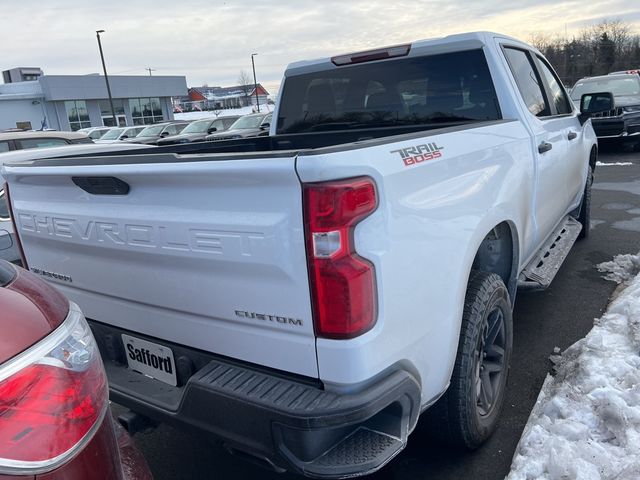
top-left (576, 166), bottom-right (593, 240)
top-left (425, 271), bottom-right (512, 449)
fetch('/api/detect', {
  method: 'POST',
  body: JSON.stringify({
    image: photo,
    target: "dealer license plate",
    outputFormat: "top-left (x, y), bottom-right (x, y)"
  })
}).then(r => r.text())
top-left (122, 334), bottom-right (177, 386)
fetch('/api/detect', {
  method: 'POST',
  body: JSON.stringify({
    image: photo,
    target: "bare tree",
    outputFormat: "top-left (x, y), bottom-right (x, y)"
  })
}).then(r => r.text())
top-left (526, 19), bottom-right (639, 86)
top-left (528, 32), bottom-right (552, 52)
top-left (237, 70), bottom-right (254, 104)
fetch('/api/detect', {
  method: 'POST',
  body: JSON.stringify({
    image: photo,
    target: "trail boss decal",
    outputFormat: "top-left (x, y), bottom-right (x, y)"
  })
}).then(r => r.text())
top-left (391, 142), bottom-right (444, 167)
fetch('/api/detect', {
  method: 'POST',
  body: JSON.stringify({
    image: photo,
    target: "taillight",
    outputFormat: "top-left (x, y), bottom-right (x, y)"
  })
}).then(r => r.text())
top-left (3, 183), bottom-right (28, 268)
top-left (0, 303), bottom-right (108, 474)
top-left (303, 177), bottom-right (378, 339)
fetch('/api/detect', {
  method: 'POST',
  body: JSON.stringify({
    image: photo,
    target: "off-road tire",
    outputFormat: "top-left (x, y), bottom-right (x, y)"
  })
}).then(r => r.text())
top-left (577, 166), bottom-right (593, 240)
top-left (424, 271), bottom-right (513, 449)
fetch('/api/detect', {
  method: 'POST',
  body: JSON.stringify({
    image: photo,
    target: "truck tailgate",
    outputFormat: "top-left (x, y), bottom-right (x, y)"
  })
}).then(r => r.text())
top-left (4, 153), bottom-right (318, 377)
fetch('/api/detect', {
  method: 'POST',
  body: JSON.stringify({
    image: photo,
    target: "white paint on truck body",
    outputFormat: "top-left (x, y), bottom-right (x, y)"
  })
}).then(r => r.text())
top-left (5, 155), bottom-right (318, 377)
top-left (3, 31), bottom-right (597, 409)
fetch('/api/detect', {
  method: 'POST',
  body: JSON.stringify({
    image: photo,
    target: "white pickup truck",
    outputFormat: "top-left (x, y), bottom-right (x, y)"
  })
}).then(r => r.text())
top-left (1, 32), bottom-right (613, 478)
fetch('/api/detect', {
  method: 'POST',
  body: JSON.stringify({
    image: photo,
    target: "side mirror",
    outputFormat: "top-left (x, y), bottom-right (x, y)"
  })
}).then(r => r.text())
top-left (159, 131), bottom-right (170, 137)
top-left (579, 92), bottom-right (614, 125)
top-left (259, 122), bottom-right (270, 130)
top-left (119, 135), bottom-right (128, 140)
top-left (207, 127), bottom-right (217, 134)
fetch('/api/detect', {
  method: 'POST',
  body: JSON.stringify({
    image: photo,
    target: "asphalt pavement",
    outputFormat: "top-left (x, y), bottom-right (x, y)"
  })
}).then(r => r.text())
top-left (113, 143), bottom-right (640, 480)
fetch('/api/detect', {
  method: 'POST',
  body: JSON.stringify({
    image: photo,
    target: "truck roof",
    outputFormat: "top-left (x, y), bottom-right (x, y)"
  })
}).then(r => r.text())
top-left (285, 31), bottom-right (535, 77)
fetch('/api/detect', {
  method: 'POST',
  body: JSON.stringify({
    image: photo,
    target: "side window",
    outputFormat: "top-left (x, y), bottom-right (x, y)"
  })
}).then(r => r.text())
top-left (168, 125), bottom-right (185, 135)
top-left (16, 138), bottom-right (68, 150)
top-left (88, 130), bottom-right (109, 140)
top-left (0, 141), bottom-right (10, 153)
top-left (503, 47), bottom-right (549, 117)
top-left (536, 56), bottom-right (572, 115)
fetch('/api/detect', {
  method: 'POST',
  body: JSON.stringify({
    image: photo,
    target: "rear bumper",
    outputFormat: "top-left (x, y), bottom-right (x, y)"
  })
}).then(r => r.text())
top-left (89, 320), bottom-right (421, 478)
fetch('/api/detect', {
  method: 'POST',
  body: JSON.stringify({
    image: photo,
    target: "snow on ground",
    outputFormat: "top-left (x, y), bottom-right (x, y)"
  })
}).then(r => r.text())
top-left (174, 104), bottom-right (273, 121)
top-left (596, 161), bottom-right (634, 167)
top-left (507, 252), bottom-right (640, 480)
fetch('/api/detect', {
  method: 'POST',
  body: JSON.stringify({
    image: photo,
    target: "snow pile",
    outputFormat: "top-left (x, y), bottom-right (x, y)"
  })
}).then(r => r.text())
top-left (508, 252), bottom-right (640, 480)
top-left (597, 253), bottom-right (640, 284)
top-left (596, 161), bottom-right (633, 167)
top-left (174, 104), bottom-right (273, 121)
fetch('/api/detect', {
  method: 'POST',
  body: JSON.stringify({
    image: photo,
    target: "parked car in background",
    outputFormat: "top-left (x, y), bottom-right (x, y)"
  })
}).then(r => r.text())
top-left (95, 126), bottom-right (146, 144)
top-left (122, 121), bottom-right (189, 145)
top-left (0, 143), bottom-right (153, 266)
top-left (0, 131), bottom-right (92, 153)
top-left (157, 116), bottom-right (241, 145)
top-left (0, 260), bottom-right (152, 479)
top-left (78, 127), bottom-right (112, 140)
top-left (609, 69), bottom-right (640, 77)
top-left (571, 73), bottom-right (640, 144)
top-left (205, 112), bottom-right (272, 141)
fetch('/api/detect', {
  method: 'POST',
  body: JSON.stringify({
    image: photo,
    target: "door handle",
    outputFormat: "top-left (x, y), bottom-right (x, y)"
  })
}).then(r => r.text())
top-left (568, 131), bottom-right (577, 140)
top-left (538, 141), bottom-right (553, 154)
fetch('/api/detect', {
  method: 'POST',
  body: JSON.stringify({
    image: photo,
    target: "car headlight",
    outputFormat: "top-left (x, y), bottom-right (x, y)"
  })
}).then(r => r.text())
top-left (623, 105), bottom-right (640, 113)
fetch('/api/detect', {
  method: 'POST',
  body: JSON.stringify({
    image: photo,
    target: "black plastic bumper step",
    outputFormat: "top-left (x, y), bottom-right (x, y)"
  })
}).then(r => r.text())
top-left (302, 427), bottom-right (404, 478)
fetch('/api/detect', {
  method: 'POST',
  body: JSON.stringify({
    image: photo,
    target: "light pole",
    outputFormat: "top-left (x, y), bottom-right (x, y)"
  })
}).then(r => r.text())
top-left (251, 53), bottom-right (260, 112)
top-left (96, 29), bottom-right (117, 126)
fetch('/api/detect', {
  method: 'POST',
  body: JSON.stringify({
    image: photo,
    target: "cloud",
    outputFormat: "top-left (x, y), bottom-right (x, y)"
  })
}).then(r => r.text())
top-left (1, 0), bottom-right (638, 93)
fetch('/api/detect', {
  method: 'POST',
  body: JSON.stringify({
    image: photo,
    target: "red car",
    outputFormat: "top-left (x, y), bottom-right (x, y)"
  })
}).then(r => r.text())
top-left (0, 261), bottom-right (152, 479)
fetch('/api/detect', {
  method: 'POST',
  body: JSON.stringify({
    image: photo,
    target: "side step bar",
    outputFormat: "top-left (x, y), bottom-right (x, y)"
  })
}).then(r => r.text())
top-left (518, 216), bottom-right (582, 290)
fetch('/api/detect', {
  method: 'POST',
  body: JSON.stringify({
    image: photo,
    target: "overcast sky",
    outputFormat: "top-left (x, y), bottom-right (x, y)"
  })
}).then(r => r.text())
top-left (1, 0), bottom-right (639, 95)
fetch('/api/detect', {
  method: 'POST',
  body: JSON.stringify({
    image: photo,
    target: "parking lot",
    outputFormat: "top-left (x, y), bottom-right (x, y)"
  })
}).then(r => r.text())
top-left (109, 144), bottom-right (640, 480)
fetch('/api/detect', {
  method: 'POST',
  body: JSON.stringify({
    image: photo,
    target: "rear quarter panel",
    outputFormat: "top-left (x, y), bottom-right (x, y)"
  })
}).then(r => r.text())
top-left (296, 121), bottom-right (533, 403)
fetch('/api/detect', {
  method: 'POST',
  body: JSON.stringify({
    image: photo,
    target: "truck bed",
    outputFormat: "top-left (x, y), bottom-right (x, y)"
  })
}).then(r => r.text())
top-left (9, 121), bottom-right (507, 167)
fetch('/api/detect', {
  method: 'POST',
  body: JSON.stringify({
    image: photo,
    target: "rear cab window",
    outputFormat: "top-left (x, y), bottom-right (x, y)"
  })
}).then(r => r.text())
top-left (16, 138), bottom-right (69, 149)
top-left (277, 49), bottom-right (502, 134)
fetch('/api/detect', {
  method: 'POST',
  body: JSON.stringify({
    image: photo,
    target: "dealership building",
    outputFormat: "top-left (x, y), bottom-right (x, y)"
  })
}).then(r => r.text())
top-left (0, 67), bottom-right (187, 131)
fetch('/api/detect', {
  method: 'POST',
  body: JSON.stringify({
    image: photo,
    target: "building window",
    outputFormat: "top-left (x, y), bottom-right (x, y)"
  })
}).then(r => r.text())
top-left (65, 100), bottom-right (91, 131)
top-left (129, 97), bottom-right (164, 125)
top-left (99, 99), bottom-right (126, 127)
